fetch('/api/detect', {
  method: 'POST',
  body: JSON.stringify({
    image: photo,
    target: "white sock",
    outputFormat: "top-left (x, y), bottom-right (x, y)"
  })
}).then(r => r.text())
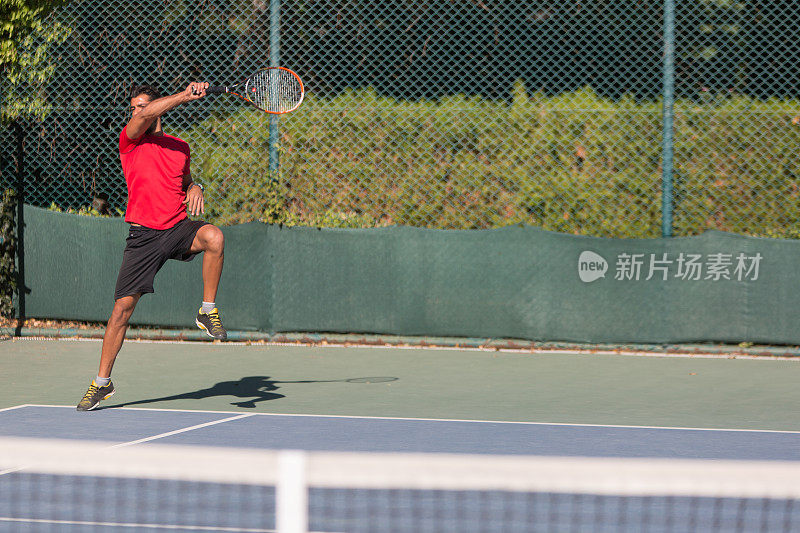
top-left (94, 376), bottom-right (111, 387)
top-left (201, 301), bottom-right (216, 314)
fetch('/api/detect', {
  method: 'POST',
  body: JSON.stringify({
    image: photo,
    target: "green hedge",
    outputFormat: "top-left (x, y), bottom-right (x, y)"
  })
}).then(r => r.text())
top-left (39, 85), bottom-right (800, 239)
top-left (173, 84), bottom-right (800, 238)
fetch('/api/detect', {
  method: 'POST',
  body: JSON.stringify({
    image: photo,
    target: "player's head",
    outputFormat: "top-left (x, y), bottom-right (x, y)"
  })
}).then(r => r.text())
top-left (128, 84), bottom-right (162, 133)
top-left (129, 84), bottom-right (161, 102)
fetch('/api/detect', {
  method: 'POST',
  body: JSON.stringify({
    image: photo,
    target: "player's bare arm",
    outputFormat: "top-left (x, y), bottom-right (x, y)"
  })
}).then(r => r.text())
top-left (126, 82), bottom-right (209, 140)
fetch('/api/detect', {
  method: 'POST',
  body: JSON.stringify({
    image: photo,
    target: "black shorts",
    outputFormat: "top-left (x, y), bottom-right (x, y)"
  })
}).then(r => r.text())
top-left (114, 219), bottom-right (210, 300)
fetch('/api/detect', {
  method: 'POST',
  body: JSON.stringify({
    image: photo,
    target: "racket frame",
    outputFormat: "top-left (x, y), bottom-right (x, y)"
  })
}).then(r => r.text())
top-left (207, 67), bottom-right (304, 115)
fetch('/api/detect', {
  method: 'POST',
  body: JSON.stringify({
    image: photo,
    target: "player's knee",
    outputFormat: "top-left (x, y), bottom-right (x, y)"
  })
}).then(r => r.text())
top-left (111, 297), bottom-right (137, 323)
top-left (204, 226), bottom-right (224, 254)
top-left (109, 307), bottom-right (128, 326)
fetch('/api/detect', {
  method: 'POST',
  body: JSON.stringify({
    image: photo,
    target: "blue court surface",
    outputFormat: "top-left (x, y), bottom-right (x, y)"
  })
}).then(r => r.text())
top-left (1, 404), bottom-right (800, 461)
top-left (2, 404), bottom-right (800, 532)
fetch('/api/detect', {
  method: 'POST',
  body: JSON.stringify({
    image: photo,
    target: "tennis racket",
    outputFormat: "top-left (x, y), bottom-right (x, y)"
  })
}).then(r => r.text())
top-left (201, 67), bottom-right (305, 114)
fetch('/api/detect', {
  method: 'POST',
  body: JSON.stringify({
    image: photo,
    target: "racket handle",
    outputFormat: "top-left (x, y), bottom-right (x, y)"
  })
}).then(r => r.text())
top-left (206, 86), bottom-right (227, 95)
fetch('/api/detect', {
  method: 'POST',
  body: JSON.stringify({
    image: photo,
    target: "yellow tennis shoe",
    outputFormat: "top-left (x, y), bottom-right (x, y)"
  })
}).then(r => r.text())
top-left (196, 307), bottom-right (228, 341)
top-left (76, 380), bottom-right (115, 411)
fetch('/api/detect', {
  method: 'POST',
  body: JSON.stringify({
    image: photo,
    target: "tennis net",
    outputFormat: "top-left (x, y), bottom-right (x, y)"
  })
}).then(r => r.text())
top-left (1, 436), bottom-right (799, 532)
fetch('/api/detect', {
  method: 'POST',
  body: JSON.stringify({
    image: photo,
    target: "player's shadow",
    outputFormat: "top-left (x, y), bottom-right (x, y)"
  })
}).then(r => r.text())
top-left (102, 376), bottom-right (285, 409)
top-left (102, 375), bottom-right (397, 409)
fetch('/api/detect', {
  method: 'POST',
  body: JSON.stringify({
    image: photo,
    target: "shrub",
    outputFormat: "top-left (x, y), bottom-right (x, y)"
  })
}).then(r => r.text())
top-left (63, 85), bottom-right (800, 238)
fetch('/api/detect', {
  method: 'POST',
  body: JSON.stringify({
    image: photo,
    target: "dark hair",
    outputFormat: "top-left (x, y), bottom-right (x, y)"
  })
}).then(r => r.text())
top-left (129, 84), bottom-right (161, 101)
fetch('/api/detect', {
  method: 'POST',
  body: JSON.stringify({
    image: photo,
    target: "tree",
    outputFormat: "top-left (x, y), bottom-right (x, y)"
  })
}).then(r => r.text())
top-left (1, 0), bottom-right (69, 123)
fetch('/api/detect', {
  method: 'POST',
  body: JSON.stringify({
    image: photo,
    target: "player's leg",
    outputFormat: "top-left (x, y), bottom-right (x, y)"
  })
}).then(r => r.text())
top-left (99, 294), bottom-right (141, 377)
top-left (78, 225), bottom-right (162, 411)
top-left (189, 224), bottom-right (227, 340)
top-left (190, 224), bottom-right (225, 304)
top-left (161, 220), bottom-right (227, 340)
top-left (76, 294), bottom-right (141, 411)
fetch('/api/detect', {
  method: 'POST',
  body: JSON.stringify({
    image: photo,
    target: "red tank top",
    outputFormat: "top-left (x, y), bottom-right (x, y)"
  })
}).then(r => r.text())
top-left (119, 126), bottom-right (190, 230)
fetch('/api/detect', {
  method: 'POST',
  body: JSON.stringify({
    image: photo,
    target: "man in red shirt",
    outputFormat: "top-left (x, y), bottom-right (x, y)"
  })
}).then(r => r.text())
top-left (77, 82), bottom-right (228, 411)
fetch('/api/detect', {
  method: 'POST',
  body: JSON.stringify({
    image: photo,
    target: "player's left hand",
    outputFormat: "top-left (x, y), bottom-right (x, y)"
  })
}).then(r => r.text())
top-left (183, 183), bottom-right (205, 216)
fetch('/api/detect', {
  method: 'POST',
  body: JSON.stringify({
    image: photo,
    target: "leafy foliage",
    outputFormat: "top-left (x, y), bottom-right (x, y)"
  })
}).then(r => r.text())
top-left (9, 0), bottom-right (800, 238)
top-left (1, 0), bottom-right (70, 123)
top-left (172, 85), bottom-right (800, 237)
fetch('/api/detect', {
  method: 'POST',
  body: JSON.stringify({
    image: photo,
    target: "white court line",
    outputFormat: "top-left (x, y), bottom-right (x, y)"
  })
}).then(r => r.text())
top-left (0, 413), bottom-right (256, 476)
top-left (20, 404), bottom-right (800, 435)
top-left (7, 336), bottom-right (800, 360)
top-left (0, 404), bottom-right (31, 413)
top-left (0, 517), bottom-right (286, 532)
top-left (110, 413), bottom-right (256, 448)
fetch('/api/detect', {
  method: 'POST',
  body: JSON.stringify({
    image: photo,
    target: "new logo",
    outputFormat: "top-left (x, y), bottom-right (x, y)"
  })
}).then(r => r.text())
top-left (578, 251), bottom-right (608, 283)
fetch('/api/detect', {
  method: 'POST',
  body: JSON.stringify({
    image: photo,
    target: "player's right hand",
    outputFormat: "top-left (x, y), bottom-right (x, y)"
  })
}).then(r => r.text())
top-left (186, 82), bottom-right (209, 100)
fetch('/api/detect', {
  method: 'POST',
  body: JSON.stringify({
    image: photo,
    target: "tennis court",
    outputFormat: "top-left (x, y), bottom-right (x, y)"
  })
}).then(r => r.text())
top-left (6, 0), bottom-right (800, 530)
top-left (1, 337), bottom-right (799, 531)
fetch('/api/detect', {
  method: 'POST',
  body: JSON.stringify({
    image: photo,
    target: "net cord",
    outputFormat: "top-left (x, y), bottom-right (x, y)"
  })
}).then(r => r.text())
top-left (2, 437), bottom-right (800, 498)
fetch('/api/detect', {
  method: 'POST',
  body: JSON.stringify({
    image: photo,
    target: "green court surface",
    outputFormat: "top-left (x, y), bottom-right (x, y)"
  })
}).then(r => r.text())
top-left (2, 338), bottom-right (800, 431)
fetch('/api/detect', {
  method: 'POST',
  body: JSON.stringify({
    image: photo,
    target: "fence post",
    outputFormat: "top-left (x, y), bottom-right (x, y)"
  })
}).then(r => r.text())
top-left (661, 0), bottom-right (676, 237)
top-left (268, 0), bottom-right (281, 179)
top-left (13, 120), bottom-right (25, 335)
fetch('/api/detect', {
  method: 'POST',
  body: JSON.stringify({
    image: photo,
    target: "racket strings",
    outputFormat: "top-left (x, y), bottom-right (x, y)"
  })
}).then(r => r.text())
top-left (248, 69), bottom-right (303, 114)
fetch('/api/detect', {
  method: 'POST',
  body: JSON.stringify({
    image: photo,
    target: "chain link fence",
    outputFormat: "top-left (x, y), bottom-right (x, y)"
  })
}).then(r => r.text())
top-left (2, 0), bottom-right (800, 238)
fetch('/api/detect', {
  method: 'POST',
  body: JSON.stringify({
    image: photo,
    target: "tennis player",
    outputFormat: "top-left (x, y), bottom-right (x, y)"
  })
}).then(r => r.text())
top-left (77, 82), bottom-right (228, 411)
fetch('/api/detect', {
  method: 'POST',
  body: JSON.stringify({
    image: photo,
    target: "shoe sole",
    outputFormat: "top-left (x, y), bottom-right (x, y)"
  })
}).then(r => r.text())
top-left (78, 389), bottom-right (115, 412)
top-left (196, 318), bottom-right (227, 341)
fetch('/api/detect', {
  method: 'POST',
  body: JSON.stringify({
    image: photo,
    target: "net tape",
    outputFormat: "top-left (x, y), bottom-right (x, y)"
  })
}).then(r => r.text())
top-left (1, 437), bottom-right (799, 532)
